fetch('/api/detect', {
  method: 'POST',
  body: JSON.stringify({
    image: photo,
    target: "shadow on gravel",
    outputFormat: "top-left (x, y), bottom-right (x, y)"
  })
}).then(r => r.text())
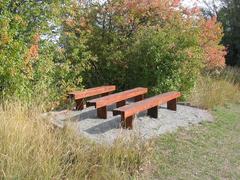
top-left (85, 115), bottom-right (121, 134)
top-left (78, 106), bottom-right (167, 121)
top-left (69, 108), bottom-right (97, 121)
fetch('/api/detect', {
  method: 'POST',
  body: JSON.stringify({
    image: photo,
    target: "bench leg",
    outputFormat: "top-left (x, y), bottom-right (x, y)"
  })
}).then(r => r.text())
top-left (113, 111), bottom-right (120, 116)
top-left (122, 116), bottom-right (134, 129)
top-left (116, 100), bottom-right (126, 108)
top-left (134, 94), bottom-right (144, 102)
top-left (113, 111), bottom-right (134, 129)
top-left (147, 106), bottom-right (158, 118)
top-left (97, 106), bottom-right (107, 119)
top-left (76, 99), bottom-right (84, 110)
top-left (167, 98), bottom-right (177, 111)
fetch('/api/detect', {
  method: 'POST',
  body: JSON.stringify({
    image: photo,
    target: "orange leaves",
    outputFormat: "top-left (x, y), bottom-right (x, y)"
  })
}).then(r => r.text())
top-left (25, 33), bottom-right (40, 66)
top-left (0, 32), bottom-right (10, 45)
top-left (33, 33), bottom-right (40, 44)
top-left (200, 17), bottom-right (222, 43)
top-left (198, 16), bottom-right (226, 69)
top-left (79, 17), bottom-right (87, 28)
top-left (182, 6), bottom-right (201, 16)
top-left (28, 45), bottom-right (39, 59)
top-left (190, 7), bottom-right (201, 14)
top-left (172, 0), bottom-right (181, 7)
top-left (103, 0), bottom-right (182, 33)
top-left (65, 19), bottom-right (76, 28)
top-left (204, 46), bottom-right (226, 69)
top-left (25, 44), bottom-right (39, 65)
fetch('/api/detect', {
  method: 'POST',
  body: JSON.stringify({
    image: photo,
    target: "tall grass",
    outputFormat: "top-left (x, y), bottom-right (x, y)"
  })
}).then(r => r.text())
top-left (189, 67), bottom-right (240, 109)
top-left (0, 102), bottom-right (153, 179)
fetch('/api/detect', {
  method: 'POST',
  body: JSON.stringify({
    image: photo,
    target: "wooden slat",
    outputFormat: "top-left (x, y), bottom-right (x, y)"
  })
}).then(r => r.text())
top-left (87, 87), bottom-right (148, 108)
top-left (68, 85), bottom-right (116, 100)
top-left (114, 91), bottom-right (181, 118)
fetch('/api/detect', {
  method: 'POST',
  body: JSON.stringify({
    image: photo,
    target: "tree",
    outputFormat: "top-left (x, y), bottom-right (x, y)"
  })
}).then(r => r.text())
top-left (55, 0), bottom-right (93, 92)
top-left (219, 0), bottom-right (240, 66)
top-left (61, 0), bottom-right (225, 96)
top-left (203, 0), bottom-right (240, 66)
top-left (0, 0), bottom-right (59, 99)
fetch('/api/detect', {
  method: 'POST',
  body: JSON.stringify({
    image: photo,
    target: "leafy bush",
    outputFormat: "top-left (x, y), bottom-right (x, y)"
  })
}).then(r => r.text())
top-left (55, 1), bottom-right (93, 93)
top-left (0, 0), bottom-right (227, 103)
top-left (126, 27), bottom-right (203, 97)
top-left (0, 1), bottom-right (59, 101)
top-left (75, 0), bottom-right (225, 97)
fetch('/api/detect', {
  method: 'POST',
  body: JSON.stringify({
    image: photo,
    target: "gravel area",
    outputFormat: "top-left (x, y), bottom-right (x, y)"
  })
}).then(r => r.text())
top-left (44, 104), bottom-right (213, 144)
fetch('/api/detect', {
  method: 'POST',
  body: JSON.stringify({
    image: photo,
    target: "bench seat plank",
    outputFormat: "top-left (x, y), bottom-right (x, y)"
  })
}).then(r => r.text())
top-left (113, 91), bottom-right (181, 129)
top-left (68, 85), bottom-right (116, 110)
top-left (87, 87), bottom-right (148, 118)
top-left (69, 85), bottom-right (116, 100)
top-left (87, 87), bottom-right (148, 108)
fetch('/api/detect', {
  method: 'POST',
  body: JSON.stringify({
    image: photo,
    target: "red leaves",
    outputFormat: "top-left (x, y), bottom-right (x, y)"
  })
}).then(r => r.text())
top-left (204, 46), bottom-right (226, 69)
top-left (25, 33), bottom-right (40, 65)
top-left (172, 0), bottom-right (181, 7)
top-left (191, 7), bottom-right (200, 14)
top-left (200, 17), bottom-right (226, 69)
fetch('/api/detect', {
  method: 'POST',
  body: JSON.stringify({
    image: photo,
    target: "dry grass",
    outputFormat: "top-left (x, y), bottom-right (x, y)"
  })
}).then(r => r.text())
top-left (0, 102), bottom-right (154, 179)
top-left (188, 67), bottom-right (240, 109)
top-left (1, 67), bottom-right (240, 179)
top-left (219, 66), bottom-right (240, 84)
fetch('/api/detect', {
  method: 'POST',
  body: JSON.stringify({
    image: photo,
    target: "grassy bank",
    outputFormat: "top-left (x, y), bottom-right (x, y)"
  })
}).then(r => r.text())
top-left (0, 102), bottom-right (153, 179)
top-left (1, 67), bottom-right (240, 179)
top-left (1, 102), bottom-right (240, 179)
top-left (153, 104), bottom-right (240, 179)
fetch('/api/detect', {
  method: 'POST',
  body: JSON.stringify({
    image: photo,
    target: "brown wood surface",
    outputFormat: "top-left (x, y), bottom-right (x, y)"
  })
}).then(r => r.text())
top-left (123, 115), bottom-right (134, 129)
top-left (147, 106), bottom-right (158, 118)
top-left (116, 100), bottom-right (126, 108)
top-left (75, 99), bottom-right (84, 110)
top-left (167, 98), bottom-right (177, 111)
top-left (113, 91), bottom-right (181, 119)
top-left (134, 94), bottom-right (144, 102)
top-left (86, 87), bottom-right (148, 108)
top-left (97, 106), bottom-right (107, 119)
top-left (68, 85), bottom-right (116, 100)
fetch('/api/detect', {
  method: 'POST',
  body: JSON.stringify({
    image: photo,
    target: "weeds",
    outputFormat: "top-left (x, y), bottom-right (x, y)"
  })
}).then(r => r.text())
top-left (0, 102), bottom-right (153, 179)
top-left (188, 67), bottom-right (240, 109)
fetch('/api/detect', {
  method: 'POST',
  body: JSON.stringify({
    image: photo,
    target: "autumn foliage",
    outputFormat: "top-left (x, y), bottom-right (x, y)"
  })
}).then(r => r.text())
top-left (0, 0), bottom-right (226, 101)
top-left (199, 17), bottom-right (226, 69)
top-left (65, 0), bottom-right (226, 96)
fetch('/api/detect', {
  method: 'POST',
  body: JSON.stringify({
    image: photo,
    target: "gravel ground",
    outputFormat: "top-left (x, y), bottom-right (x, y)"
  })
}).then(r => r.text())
top-left (44, 104), bottom-right (213, 144)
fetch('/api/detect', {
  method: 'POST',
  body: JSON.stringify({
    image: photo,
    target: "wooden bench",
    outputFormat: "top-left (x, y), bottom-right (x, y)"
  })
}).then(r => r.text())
top-left (113, 91), bottom-right (181, 129)
top-left (68, 85), bottom-right (116, 110)
top-left (86, 87), bottom-right (148, 119)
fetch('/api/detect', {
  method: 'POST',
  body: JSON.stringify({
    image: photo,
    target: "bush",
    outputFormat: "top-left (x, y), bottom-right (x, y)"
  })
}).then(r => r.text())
top-left (0, 0), bottom-right (227, 104)
top-left (126, 27), bottom-right (203, 98)
top-left (76, 0), bottom-right (225, 97)
top-left (0, 1), bottom-right (59, 102)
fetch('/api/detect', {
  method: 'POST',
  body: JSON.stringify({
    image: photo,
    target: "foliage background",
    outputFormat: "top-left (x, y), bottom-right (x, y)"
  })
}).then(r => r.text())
top-left (0, 0), bottom-right (227, 105)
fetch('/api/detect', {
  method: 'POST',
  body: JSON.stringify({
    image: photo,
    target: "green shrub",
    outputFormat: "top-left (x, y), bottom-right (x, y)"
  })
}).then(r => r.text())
top-left (126, 27), bottom-right (203, 98)
top-left (75, 0), bottom-right (223, 98)
top-left (0, 1), bottom-right (59, 102)
top-left (0, 0), bottom-right (227, 105)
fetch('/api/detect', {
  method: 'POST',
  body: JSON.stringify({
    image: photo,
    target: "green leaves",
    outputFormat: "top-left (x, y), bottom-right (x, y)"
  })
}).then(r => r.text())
top-left (0, 0), bottom-right (58, 101)
top-left (126, 27), bottom-right (203, 98)
top-left (0, 0), bottom-right (226, 105)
